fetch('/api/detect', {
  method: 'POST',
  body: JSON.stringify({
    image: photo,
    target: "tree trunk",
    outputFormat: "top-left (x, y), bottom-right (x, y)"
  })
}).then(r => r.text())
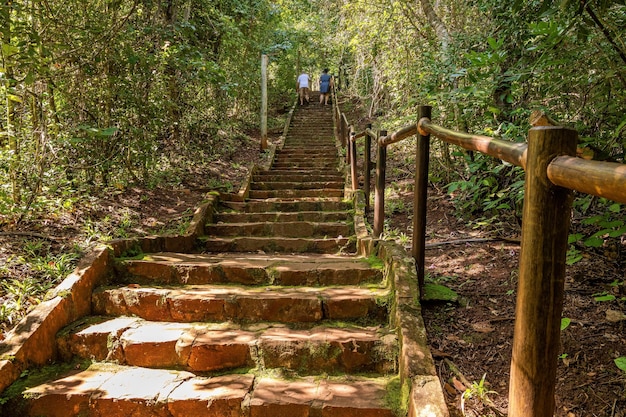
top-left (419, 0), bottom-right (451, 53)
top-left (2, 1), bottom-right (21, 202)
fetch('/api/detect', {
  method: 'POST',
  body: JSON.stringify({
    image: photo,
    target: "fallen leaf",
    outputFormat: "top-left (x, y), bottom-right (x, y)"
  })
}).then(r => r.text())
top-left (452, 377), bottom-right (466, 392)
top-left (444, 382), bottom-right (457, 396)
top-left (471, 321), bottom-right (495, 333)
top-left (606, 309), bottom-right (626, 323)
top-left (431, 348), bottom-right (452, 359)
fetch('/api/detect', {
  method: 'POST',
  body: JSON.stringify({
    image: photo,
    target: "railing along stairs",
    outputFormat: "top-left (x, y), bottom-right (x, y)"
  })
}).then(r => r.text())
top-left (332, 87), bottom-right (626, 417)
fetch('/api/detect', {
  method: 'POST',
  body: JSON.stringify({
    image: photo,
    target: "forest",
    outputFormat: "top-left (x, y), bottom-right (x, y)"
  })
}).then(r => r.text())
top-left (1, 0), bottom-right (625, 415)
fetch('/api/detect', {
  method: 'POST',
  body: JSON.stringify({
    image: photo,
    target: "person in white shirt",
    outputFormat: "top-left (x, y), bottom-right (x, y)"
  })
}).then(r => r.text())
top-left (296, 72), bottom-right (310, 105)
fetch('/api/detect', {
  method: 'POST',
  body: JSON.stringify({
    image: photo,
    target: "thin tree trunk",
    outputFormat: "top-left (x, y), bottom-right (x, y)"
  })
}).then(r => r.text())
top-left (2, 1), bottom-right (21, 202)
top-left (583, 1), bottom-right (626, 66)
top-left (419, 0), bottom-right (451, 53)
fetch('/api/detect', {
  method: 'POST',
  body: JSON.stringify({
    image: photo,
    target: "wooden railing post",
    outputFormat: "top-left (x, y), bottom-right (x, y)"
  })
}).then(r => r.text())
top-left (413, 105), bottom-right (431, 299)
top-left (345, 116), bottom-right (350, 164)
top-left (509, 126), bottom-right (577, 417)
top-left (350, 128), bottom-right (358, 190)
top-left (364, 123), bottom-right (372, 213)
top-left (373, 130), bottom-right (387, 238)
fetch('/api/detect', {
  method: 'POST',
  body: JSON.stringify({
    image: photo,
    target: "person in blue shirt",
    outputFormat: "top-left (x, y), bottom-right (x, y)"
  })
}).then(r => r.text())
top-left (319, 68), bottom-right (333, 105)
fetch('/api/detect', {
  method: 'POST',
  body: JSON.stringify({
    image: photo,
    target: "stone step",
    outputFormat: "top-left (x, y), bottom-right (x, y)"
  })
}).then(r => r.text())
top-left (220, 200), bottom-right (351, 213)
top-left (204, 221), bottom-right (351, 238)
top-left (251, 181), bottom-right (344, 191)
top-left (92, 284), bottom-right (389, 324)
top-left (19, 365), bottom-right (397, 417)
top-left (215, 210), bottom-right (350, 224)
top-left (281, 143), bottom-right (335, 149)
top-left (202, 235), bottom-right (354, 254)
top-left (255, 168), bottom-right (345, 181)
top-left (252, 175), bottom-right (344, 184)
top-left (270, 163), bottom-right (339, 170)
top-left (273, 157), bottom-right (338, 165)
top-left (58, 317), bottom-right (396, 374)
top-left (116, 253), bottom-right (381, 286)
top-left (277, 146), bottom-right (336, 152)
top-left (248, 189), bottom-right (344, 199)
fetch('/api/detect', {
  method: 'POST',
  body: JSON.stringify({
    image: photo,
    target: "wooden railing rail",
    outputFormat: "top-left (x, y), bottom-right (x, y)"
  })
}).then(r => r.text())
top-left (548, 156), bottom-right (626, 204)
top-left (337, 100), bottom-right (625, 417)
top-left (418, 118), bottom-right (528, 169)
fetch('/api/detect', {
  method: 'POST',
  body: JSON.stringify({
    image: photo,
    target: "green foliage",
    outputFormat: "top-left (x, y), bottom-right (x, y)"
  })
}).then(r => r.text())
top-left (446, 154), bottom-right (525, 231)
top-left (0, 0), bottom-right (286, 221)
top-left (615, 357), bottom-right (626, 373)
top-left (568, 198), bottom-right (625, 265)
top-left (0, 243), bottom-right (81, 328)
top-left (461, 373), bottom-right (498, 413)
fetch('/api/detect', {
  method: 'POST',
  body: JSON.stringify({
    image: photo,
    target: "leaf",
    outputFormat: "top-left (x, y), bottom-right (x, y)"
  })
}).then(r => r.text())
top-left (487, 37), bottom-right (500, 51)
top-left (568, 233), bottom-right (583, 244)
top-left (98, 127), bottom-right (118, 137)
top-left (614, 357), bottom-right (626, 373)
top-left (594, 294), bottom-right (616, 302)
top-left (7, 94), bottom-right (22, 103)
top-left (560, 317), bottom-right (571, 331)
top-left (609, 203), bottom-right (621, 213)
top-left (583, 236), bottom-right (604, 247)
top-left (472, 321), bottom-right (495, 333)
top-left (1, 43), bottom-right (19, 57)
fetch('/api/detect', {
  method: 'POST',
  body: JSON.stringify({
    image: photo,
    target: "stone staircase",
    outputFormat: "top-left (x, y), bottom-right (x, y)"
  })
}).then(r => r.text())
top-left (0, 94), bottom-right (448, 417)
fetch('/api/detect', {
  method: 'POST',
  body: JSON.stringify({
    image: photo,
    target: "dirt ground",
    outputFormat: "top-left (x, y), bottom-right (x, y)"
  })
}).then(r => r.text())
top-left (385, 189), bottom-right (626, 417)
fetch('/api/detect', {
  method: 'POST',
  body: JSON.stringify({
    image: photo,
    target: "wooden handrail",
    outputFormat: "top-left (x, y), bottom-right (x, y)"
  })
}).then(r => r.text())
top-left (419, 118), bottom-right (528, 169)
top-left (353, 128), bottom-right (380, 141)
top-left (379, 123), bottom-right (418, 147)
top-left (353, 131), bottom-right (366, 140)
top-left (548, 155), bottom-right (626, 204)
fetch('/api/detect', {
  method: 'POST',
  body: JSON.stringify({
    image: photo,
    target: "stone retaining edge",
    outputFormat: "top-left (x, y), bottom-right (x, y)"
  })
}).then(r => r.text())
top-left (0, 193), bottom-right (221, 394)
top-left (351, 188), bottom-right (449, 417)
top-left (377, 241), bottom-right (450, 417)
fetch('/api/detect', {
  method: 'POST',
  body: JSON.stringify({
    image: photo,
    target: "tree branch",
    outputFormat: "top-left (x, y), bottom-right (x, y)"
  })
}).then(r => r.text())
top-left (582, 0), bottom-right (626, 65)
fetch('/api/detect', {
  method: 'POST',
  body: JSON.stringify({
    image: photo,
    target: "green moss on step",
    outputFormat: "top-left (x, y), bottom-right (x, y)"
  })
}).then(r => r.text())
top-left (384, 375), bottom-right (410, 417)
top-left (365, 255), bottom-right (384, 270)
top-left (0, 360), bottom-right (92, 409)
top-left (117, 245), bottom-right (144, 260)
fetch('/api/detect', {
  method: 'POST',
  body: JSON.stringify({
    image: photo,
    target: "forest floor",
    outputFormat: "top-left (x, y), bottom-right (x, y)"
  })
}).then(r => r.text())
top-left (385, 185), bottom-right (626, 417)
top-left (0, 101), bottom-right (624, 416)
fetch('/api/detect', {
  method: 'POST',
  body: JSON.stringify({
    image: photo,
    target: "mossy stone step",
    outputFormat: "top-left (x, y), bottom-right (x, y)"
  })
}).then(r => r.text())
top-left (215, 210), bottom-right (350, 224)
top-left (17, 364), bottom-right (397, 417)
top-left (251, 171), bottom-right (345, 187)
top-left (204, 221), bottom-right (351, 238)
top-left (253, 171), bottom-right (344, 180)
top-left (270, 163), bottom-right (339, 171)
top-left (115, 253), bottom-right (381, 286)
top-left (92, 285), bottom-right (389, 324)
top-left (276, 147), bottom-right (335, 152)
top-left (220, 200), bottom-right (351, 213)
top-left (248, 189), bottom-right (344, 200)
top-left (58, 317), bottom-right (396, 374)
top-left (202, 235), bottom-right (354, 254)
top-left (250, 181), bottom-right (344, 191)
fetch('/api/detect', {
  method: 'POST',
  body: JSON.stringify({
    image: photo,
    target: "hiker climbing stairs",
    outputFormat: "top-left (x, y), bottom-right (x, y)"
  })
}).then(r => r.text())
top-left (2, 93), bottom-right (412, 417)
